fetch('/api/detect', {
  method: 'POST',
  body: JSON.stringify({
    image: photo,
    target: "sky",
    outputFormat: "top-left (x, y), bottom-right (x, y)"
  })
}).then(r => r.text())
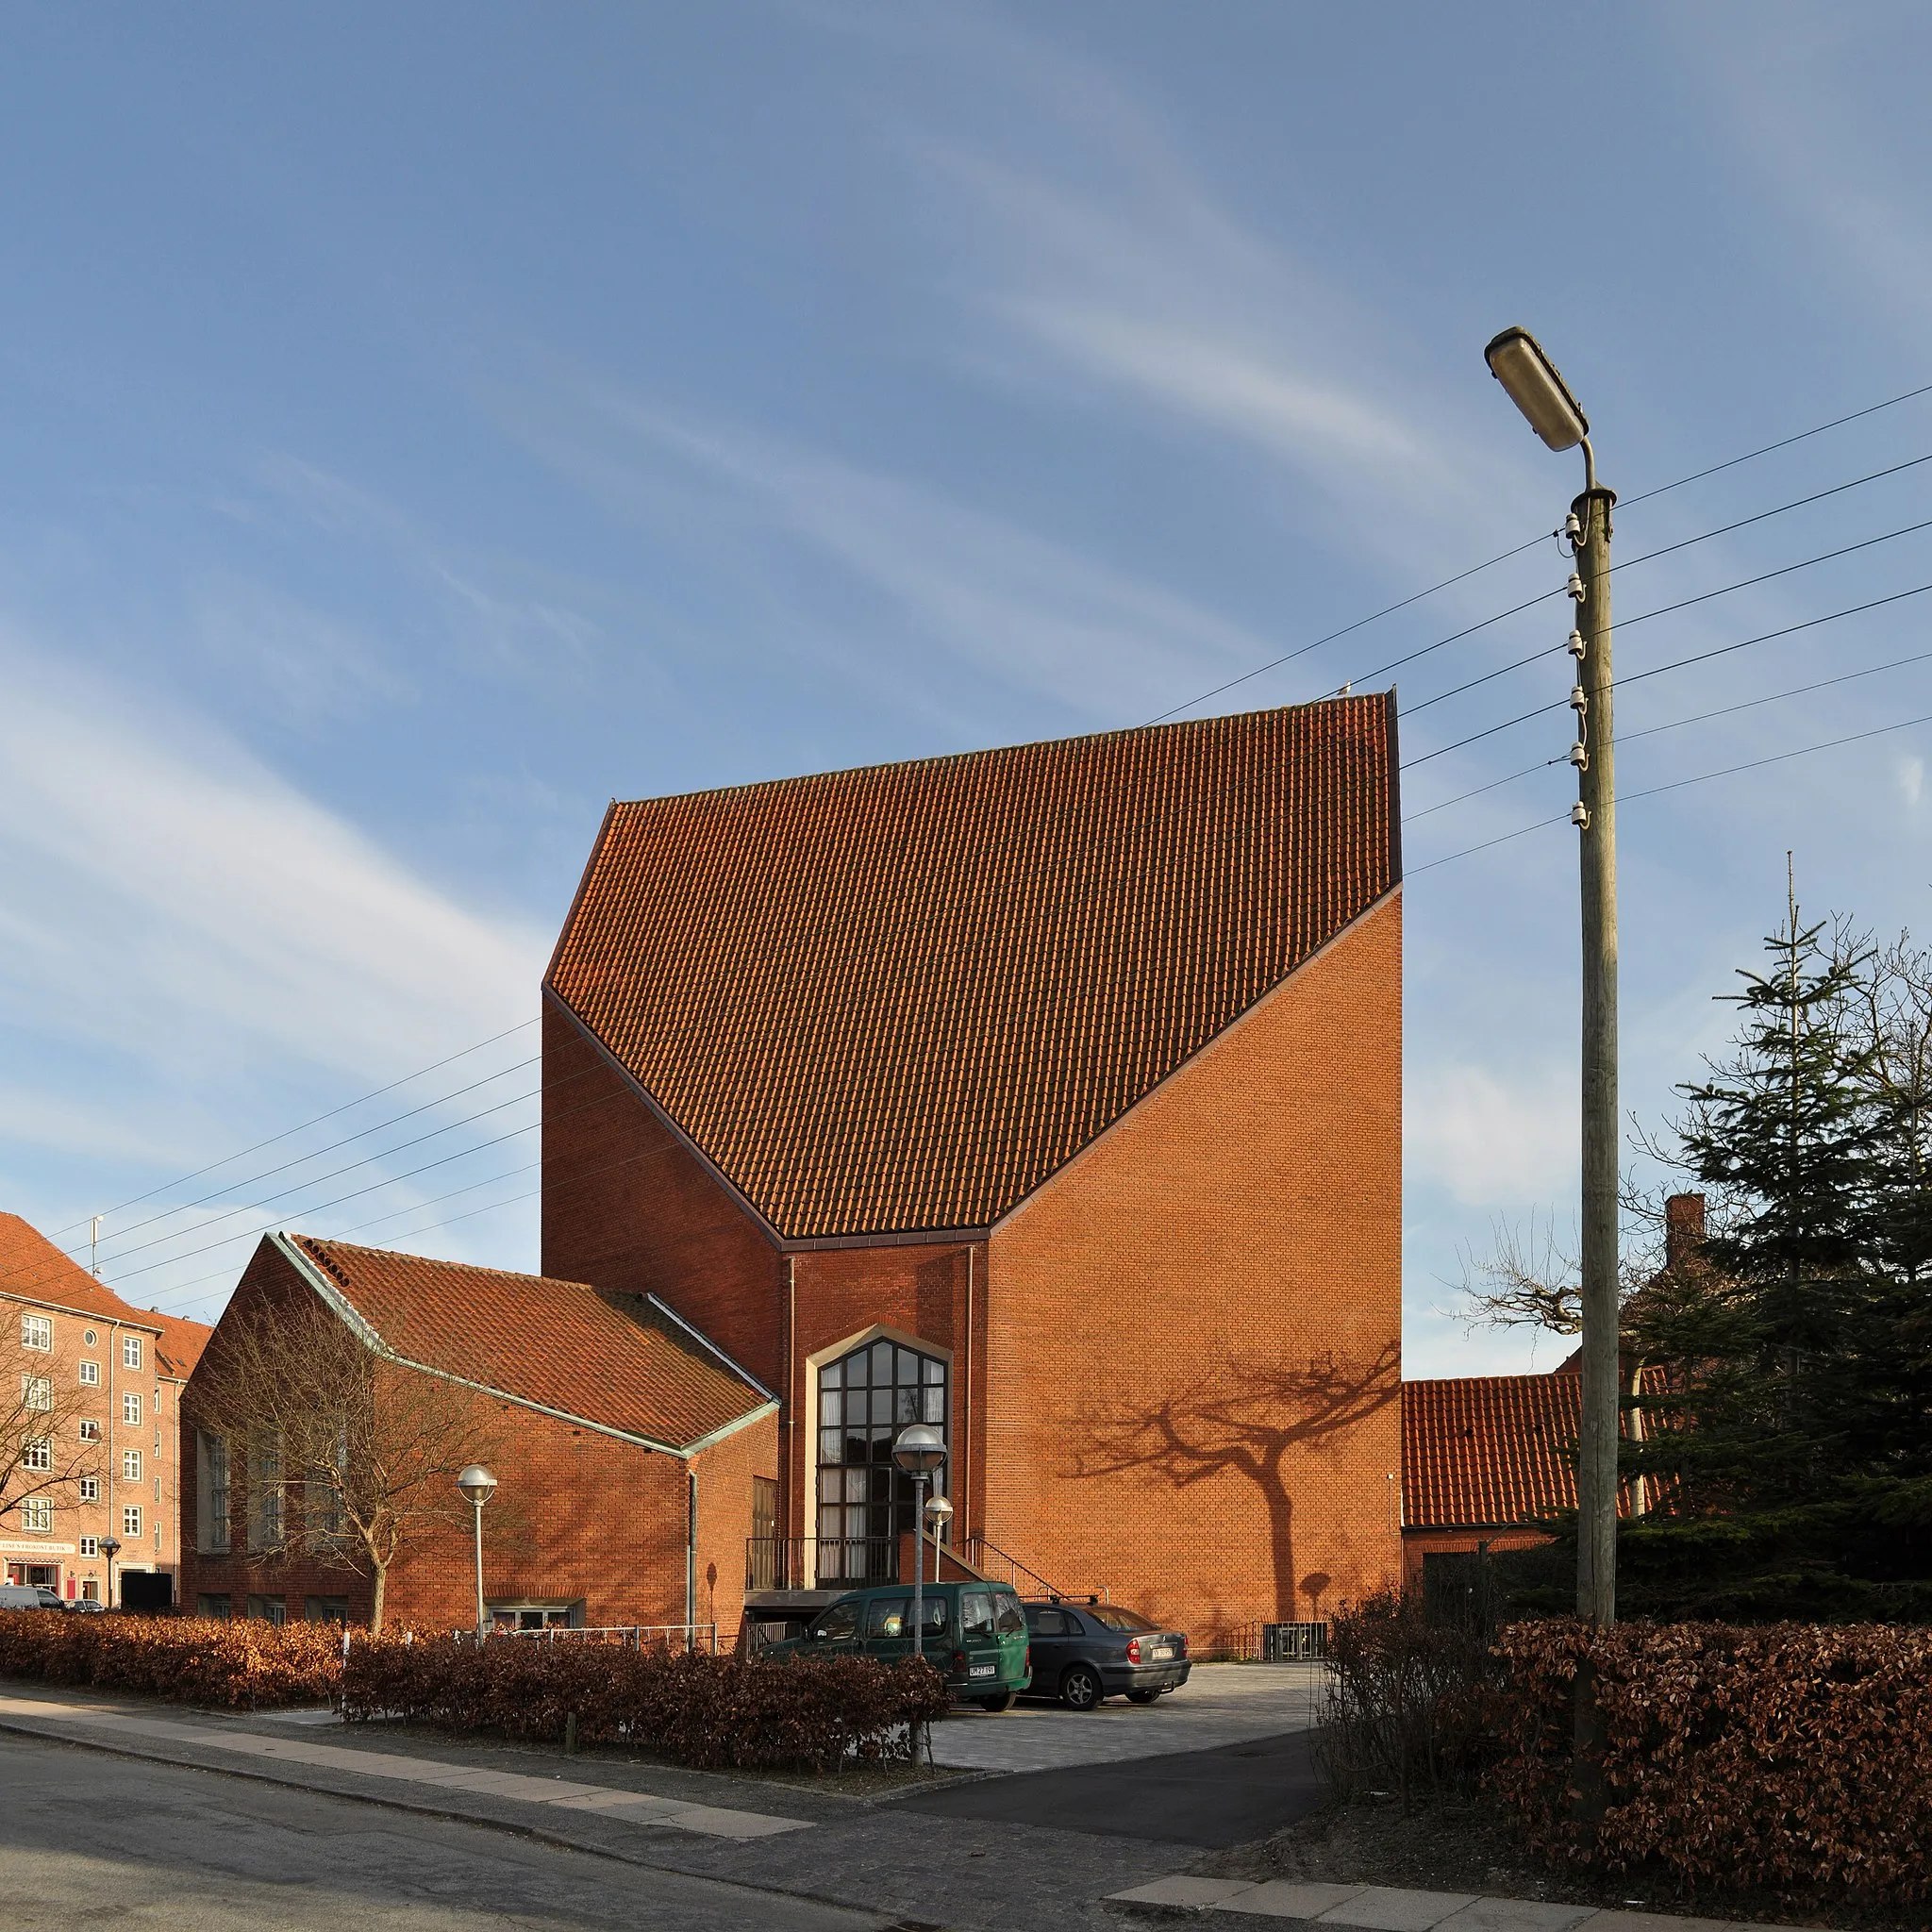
top-left (4, 4), bottom-right (1932, 1372)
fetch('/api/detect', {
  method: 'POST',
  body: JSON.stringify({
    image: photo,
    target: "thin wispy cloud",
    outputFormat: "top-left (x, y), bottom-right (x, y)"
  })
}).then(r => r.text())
top-left (521, 387), bottom-right (1276, 728)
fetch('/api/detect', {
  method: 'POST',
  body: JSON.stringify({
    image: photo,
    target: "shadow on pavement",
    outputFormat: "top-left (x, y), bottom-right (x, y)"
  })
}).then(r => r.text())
top-left (892, 1725), bottom-right (1322, 1849)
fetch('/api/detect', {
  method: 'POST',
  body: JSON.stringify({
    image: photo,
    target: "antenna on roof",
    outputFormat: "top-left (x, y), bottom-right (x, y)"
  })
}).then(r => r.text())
top-left (90, 1216), bottom-right (103, 1279)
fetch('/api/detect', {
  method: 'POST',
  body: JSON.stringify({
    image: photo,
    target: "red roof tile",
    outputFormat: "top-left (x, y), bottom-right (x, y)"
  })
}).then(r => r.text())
top-left (547, 697), bottom-right (1398, 1239)
top-left (285, 1236), bottom-right (769, 1452)
top-left (0, 1212), bottom-right (213, 1371)
top-left (1403, 1374), bottom-right (1657, 1530)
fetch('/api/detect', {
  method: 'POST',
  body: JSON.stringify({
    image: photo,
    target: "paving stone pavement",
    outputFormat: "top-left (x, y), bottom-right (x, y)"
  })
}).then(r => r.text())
top-left (1106, 1877), bottom-right (1821, 1932)
top-left (931, 1663), bottom-right (1326, 1773)
top-left (0, 1683), bottom-right (1191, 1930)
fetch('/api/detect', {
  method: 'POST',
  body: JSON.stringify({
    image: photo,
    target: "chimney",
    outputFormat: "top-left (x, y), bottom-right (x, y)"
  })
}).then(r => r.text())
top-left (1664, 1193), bottom-right (1706, 1274)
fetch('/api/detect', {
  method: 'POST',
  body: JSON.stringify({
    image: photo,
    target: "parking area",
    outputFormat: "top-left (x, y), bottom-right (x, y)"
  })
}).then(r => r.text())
top-left (928, 1660), bottom-right (1327, 1774)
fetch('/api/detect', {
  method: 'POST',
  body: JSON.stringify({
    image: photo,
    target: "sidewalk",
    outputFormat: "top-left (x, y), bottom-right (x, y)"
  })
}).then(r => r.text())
top-left (1108, 1875), bottom-right (1822, 1932)
top-left (0, 1690), bottom-right (808, 1840)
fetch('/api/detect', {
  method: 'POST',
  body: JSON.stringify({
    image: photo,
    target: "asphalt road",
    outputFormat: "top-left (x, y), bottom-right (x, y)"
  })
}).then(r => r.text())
top-left (895, 1724), bottom-right (1324, 1848)
top-left (0, 1729), bottom-right (883, 1932)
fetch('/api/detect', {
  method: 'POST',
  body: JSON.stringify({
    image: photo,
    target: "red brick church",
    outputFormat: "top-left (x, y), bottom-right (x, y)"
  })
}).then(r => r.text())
top-left (180, 696), bottom-right (1404, 1645)
top-left (540, 695), bottom-right (1403, 1644)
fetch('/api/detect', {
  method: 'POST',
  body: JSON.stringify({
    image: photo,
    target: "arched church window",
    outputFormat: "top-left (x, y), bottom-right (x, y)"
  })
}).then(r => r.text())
top-left (814, 1339), bottom-right (946, 1580)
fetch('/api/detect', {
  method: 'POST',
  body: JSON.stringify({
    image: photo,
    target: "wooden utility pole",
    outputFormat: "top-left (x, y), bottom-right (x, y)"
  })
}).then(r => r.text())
top-left (1572, 476), bottom-right (1620, 1629)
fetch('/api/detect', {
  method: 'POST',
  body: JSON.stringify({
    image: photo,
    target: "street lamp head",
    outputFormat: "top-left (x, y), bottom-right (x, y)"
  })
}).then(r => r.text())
top-left (923, 1494), bottom-right (954, 1528)
top-left (1484, 326), bottom-right (1590, 452)
top-left (891, 1424), bottom-right (946, 1474)
top-left (98, 1536), bottom-right (121, 1558)
top-left (456, 1465), bottom-right (498, 1507)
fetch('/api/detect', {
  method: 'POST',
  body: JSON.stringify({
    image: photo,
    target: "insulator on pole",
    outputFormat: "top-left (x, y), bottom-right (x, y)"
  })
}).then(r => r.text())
top-left (1567, 572), bottom-right (1585, 602)
top-left (1570, 684), bottom-right (1588, 712)
top-left (1571, 801), bottom-right (1591, 828)
top-left (1568, 741), bottom-right (1589, 770)
top-left (1567, 629), bottom-right (1586, 658)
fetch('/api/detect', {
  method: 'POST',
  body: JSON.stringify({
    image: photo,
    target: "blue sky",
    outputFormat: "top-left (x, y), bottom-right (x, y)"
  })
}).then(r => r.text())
top-left (4, 4), bottom-right (1932, 1371)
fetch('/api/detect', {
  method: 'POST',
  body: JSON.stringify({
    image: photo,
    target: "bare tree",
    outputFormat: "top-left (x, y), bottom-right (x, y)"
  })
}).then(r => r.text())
top-left (189, 1294), bottom-right (504, 1630)
top-left (1074, 1343), bottom-right (1401, 1623)
top-left (1, 1315), bottom-right (99, 1527)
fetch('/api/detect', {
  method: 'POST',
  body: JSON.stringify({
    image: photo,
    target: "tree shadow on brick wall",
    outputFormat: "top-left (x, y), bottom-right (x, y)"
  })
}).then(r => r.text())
top-left (1072, 1341), bottom-right (1400, 1623)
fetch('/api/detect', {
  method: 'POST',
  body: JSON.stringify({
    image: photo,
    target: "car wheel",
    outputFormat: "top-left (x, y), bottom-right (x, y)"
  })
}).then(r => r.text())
top-left (1059, 1663), bottom-right (1104, 1711)
top-left (1125, 1689), bottom-right (1160, 1705)
top-left (976, 1690), bottom-right (1017, 1713)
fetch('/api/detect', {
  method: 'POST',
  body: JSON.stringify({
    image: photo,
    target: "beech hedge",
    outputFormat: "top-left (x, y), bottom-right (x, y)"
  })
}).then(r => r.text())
top-left (1491, 1619), bottom-right (1932, 1909)
top-left (0, 1609), bottom-right (342, 1708)
top-left (341, 1638), bottom-right (948, 1772)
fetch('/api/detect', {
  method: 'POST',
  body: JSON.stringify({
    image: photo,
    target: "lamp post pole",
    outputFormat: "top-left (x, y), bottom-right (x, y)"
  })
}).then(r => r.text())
top-left (455, 1466), bottom-right (497, 1642)
top-left (99, 1535), bottom-right (121, 1611)
top-left (1485, 328), bottom-right (1619, 1630)
top-left (891, 1424), bottom-right (947, 1662)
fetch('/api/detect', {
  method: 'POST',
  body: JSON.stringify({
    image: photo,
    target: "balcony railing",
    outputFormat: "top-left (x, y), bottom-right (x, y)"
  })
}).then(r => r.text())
top-left (745, 1536), bottom-right (899, 1591)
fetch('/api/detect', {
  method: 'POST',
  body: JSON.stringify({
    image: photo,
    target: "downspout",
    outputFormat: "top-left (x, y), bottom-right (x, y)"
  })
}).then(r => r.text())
top-left (685, 1466), bottom-right (697, 1633)
top-left (962, 1244), bottom-right (974, 1542)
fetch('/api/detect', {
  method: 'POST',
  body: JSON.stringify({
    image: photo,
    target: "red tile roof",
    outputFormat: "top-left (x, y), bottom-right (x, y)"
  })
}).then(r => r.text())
top-left (1403, 1374), bottom-right (1656, 1530)
top-left (284, 1236), bottom-right (770, 1452)
top-left (0, 1212), bottom-right (214, 1370)
top-left (548, 697), bottom-right (1398, 1239)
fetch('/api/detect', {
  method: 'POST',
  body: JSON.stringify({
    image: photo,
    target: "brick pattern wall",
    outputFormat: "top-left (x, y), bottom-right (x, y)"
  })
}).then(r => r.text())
top-left (985, 894), bottom-right (1405, 1651)
top-left (179, 1246), bottom-right (778, 1636)
top-left (541, 995), bottom-right (784, 1390)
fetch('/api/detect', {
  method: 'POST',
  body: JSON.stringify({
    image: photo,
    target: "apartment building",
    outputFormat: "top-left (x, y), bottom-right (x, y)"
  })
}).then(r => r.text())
top-left (2, 1213), bottom-right (210, 1605)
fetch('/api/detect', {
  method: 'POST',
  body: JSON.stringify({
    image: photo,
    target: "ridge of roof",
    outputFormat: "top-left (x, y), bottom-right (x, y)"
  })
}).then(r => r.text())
top-left (276, 1235), bottom-right (769, 1455)
top-left (0, 1211), bottom-right (173, 1336)
top-left (550, 695), bottom-right (1399, 1240)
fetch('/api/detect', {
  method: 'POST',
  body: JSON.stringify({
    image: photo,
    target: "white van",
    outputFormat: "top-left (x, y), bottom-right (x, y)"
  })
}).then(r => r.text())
top-left (0, 1584), bottom-right (66, 1611)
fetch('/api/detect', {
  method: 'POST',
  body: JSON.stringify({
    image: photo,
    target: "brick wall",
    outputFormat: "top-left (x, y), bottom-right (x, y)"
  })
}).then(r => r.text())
top-left (985, 893), bottom-right (1404, 1651)
top-left (541, 994), bottom-right (783, 1390)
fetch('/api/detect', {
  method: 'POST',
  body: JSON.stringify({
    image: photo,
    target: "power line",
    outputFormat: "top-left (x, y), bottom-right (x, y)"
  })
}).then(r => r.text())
top-left (47, 1018), bottom-right (537, 1242)
top-left (1407, 513), bottom-right (1932, 721)
top-left (1143, 381), bottom-right (1932, 725)
top-left (1405, 645), bottom-right (1932, 824)
top-left (63, 1053), bottom-right (542, 1263)
top-left (1407, 708), bottom-right (1932, 876)
top-left (1406, 579), bottom-right (1932, 770)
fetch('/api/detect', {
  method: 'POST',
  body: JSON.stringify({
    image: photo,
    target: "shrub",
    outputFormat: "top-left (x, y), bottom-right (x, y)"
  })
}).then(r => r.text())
top-left (1314, 1589), bottom-right (1507, 1809)
top-left (343, 1637), bottom-right (948, 1774)
top-left (1492, 1619), bottom-right (1932, 1910)
top-left (0, 1608), bottom-right (342, 1708)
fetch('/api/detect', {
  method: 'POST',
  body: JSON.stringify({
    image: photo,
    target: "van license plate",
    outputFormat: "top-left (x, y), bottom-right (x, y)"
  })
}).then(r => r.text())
top-left (969, 1663), bottom-right (996, 1677)
top-left (1148, 1646), bottom-right (1174, 1660)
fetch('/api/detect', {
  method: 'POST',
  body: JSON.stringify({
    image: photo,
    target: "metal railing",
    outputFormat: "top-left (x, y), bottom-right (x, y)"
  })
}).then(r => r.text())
top-left (502, 1623), bottom-right (719, 1653)
top-left (744, 1536), bottom-right (899, 1591)
top-left (959, 1536), bottom-right (1106, 1603)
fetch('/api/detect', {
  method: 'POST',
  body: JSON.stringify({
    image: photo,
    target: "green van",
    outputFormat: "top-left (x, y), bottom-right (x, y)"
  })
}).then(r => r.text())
top-left (777, 1579), bottom-right (1032, 1710)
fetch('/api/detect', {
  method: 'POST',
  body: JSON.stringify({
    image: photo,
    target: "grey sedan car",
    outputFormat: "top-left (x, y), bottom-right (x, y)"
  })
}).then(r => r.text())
top-left (1021, 1598), bottom-right (1191, 1710)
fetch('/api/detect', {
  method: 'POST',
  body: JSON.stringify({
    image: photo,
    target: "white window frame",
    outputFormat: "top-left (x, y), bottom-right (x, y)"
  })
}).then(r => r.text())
top-left (77, 1420), bottom-right (100, 1442)
top-left (21, 1440), bottom-right (52, 1473)
top-left (122, 1506), bottom-right (142, 1539)
top-left (21, 1314), bottom-right (52, 1352)
top-left (21, 1497), bottom-right (53, 1534)
top-left (22, 1374), bottom-right (52, 1412)
top-left (123, 1335), bottom-right (142, 1371)
top-left (78, 1536), bottom-right (99, 1558)
top-left (77, 1477), bottom-right (99, 1503)
top-left (78, 1359), bottom-right (100, 1387)
top-left (122, 1449), bottom-right (142, 1482)
top-left (196, 1430), bottom-right (231, 1556)
top-left (122, 1392), bottom-right (142, 1426)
